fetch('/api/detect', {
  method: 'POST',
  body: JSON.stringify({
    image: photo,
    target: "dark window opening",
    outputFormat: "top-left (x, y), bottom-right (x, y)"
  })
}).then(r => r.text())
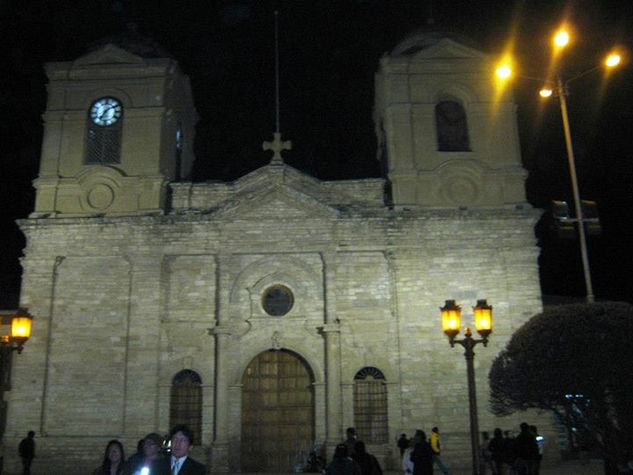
top-left (435, 100), bottom-right (470, 151)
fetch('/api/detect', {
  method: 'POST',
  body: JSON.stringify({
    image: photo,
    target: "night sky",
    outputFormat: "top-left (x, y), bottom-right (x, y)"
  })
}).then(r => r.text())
top-left (2, 0), bottom-right (632, 308)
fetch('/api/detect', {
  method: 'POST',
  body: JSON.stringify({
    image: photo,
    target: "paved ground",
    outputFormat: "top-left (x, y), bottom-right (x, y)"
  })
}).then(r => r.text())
top-left (380, 460), bottom-right (605, 474)
top-left (444, 459), bottom-right (605, 474)
top-left (239, 460), bottom-right (606, 475)
top-left (6, 459), bottom-right (606, 474)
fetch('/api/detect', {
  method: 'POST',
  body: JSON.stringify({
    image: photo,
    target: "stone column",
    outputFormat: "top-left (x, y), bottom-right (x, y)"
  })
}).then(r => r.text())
top-left (209, 326), bottom-right (231, 472)
top-left (320, 252), bottom-right (342, 453)
top-left (312, 381), bottom-right (327, 445)
top-left (322, 321), bottom-right (342, 451)
top-left (210, 254), bottom-right (231, 472)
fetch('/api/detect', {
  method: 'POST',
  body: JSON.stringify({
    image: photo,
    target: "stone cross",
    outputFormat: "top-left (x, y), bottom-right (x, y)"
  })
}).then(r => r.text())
top-left (263, 132), bottom-right (292, 165)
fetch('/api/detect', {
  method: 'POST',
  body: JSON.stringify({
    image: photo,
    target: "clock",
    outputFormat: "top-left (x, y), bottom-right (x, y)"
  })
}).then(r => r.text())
top-left (90, 97), bottom-right (122, 126)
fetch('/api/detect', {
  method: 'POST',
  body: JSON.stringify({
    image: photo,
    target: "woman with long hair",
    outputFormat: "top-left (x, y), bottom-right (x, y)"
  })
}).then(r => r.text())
top-left (93, 439), bottom-right (125, 475)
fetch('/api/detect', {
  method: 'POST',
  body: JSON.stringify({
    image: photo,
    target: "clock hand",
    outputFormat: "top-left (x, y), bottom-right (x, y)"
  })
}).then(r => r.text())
top-left (99, 105), bottom-right (112, 119)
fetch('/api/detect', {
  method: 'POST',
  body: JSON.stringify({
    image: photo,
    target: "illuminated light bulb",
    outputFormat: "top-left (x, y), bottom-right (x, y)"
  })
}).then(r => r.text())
top-left (496, 65), bottom-right (512, 79)
top-left (605, 54), bottom-right (621, 68)
top-left (554, 30), bottom-right (569, 48)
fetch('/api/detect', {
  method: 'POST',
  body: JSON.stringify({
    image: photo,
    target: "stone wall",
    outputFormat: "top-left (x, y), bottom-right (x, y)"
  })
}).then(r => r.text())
top-left (3, 202), bottom-right (548, 473)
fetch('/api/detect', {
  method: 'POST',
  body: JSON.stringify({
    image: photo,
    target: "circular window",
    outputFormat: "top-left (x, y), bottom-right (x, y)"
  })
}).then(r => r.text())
top-left (262, 285), bottom-right (294, 316)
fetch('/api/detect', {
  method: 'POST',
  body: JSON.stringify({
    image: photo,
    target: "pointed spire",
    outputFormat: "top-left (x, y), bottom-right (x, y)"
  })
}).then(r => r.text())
top-left (263, 10), bottom-right (292, 164)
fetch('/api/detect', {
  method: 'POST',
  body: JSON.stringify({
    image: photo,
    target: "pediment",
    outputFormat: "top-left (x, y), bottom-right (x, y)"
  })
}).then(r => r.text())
top-left (229, 163), bottom-right (360, 206)
top-left (231, 163), bottom-right (322, 195)
top-left (73, 44), bottom-right (145, 66)
top-left (410, 38), bottom-right (486, 61)
top-left (213, 185), bottom-right (339, 220)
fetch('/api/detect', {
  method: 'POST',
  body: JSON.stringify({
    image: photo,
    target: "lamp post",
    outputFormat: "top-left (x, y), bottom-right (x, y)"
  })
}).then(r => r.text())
top-left (0, 308), bottom-right (33, 439)
top-left (441, 299), bottom-right (492, 475)
top-left (496, 28), bottom-right (621, 303)
top-left (553, 73), bottom-right (594, 302)
top-left (541, 30), bottom-right (621, 303)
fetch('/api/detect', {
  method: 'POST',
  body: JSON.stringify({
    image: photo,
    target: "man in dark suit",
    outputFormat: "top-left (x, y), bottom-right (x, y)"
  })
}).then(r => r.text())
top-left (151, 424), bottom-right (206, 475)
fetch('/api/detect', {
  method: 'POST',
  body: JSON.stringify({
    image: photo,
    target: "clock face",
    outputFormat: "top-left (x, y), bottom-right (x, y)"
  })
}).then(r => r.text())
top-left (90, 97), bottom-right (122, 126)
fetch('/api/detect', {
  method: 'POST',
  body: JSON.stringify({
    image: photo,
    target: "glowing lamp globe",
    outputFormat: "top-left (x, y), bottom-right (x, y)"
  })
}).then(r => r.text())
top-left (10, 309), bottom-right (33, 352)
top-left (554, 30), bottom-right (570, 48)
top-left (605, 54), bottom-right (621, 68)
top-left (473, 299), bottom-right (493, 338)
top-left (441, 300), bottom-right (461, 339)
top-left (12, 316), bottom-right (32, 339)
top-left (496, 65), bottom-right (511, 80)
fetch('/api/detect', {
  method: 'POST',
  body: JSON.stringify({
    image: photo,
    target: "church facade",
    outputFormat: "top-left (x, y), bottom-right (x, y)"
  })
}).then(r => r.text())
top-left (5, 31), bottom-right (548, 473)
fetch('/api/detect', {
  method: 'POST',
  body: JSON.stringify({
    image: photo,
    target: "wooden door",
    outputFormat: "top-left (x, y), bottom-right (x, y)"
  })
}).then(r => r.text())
top-left (241, 350), bottom-right (314, 472)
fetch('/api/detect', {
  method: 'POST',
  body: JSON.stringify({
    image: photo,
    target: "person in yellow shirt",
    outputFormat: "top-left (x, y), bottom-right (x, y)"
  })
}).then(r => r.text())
top-left (429, 427), bottom-right (450, 475)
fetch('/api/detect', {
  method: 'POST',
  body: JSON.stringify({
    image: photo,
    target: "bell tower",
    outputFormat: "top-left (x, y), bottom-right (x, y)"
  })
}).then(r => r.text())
top-left (32, 42), bottom-right (197, 217)
top-left (375, 31), bottom-right (527, 208)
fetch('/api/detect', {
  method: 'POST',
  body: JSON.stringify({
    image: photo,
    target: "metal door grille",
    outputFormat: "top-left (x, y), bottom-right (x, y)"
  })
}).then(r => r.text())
top-left (354, 367), bottom-right (388, 443)
top-left (170, 370), bottom-right (202, 444)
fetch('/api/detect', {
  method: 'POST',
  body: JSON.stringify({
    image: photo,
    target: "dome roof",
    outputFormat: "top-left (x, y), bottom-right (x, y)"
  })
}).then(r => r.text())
top-left (86, 23), bottom-right (172, 59)
top-left (390, 25), bottom-right (481, 56)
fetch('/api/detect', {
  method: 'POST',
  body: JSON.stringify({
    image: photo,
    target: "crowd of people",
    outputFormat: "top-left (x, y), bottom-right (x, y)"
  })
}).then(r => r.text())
top-left (14, 422), bottom-right (544, 475)
top-left (480, 423), bottom-right (544, 475)
top-left (307, 427), bottom-right (383, 475)
top-left (399, 427), bottom-right (450, 475)
top-left (396, 422), bottom-right (543, 475)
top-left (90, 424), bottom-right (206, 475)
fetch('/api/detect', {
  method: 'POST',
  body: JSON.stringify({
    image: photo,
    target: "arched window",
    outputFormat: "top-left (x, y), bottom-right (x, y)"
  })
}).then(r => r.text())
top-left (435, 100), bottom-right (470, 151)
top-left (170, 370), bottom-right (202, 444)
top-left (85, 96), bottom-right (123, 164)
top-left (353, 367), bottom-right (388, 443)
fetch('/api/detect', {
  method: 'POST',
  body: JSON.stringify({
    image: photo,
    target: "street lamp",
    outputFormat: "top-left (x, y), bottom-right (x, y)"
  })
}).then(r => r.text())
top-left (441, 299), bottom-right (492, 475)
top-left (1, 307), bottom-right (33, 389)
top-left (542, 30), bottom-right (621, 303)
top-left (496, 27), bottom-right (622, 303)
top-left (1, 308), bottom-right (33, 354)
top-left (0, 308), bottom-right (33, 438)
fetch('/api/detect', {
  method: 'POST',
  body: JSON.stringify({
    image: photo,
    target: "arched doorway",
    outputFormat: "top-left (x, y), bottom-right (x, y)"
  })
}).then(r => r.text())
top-left (241, 349), bottom-right (315, 472)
